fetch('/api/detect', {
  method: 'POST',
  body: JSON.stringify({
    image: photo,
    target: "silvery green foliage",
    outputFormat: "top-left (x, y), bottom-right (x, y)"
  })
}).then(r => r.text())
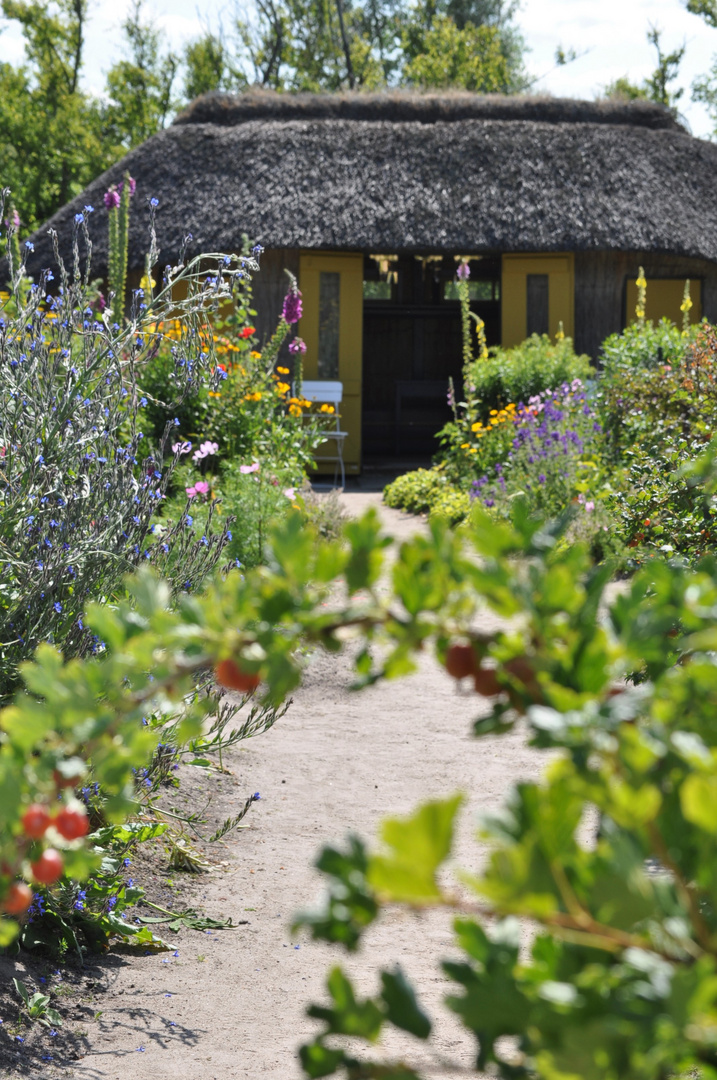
top-left (0, 188), bottom-right (257, 696)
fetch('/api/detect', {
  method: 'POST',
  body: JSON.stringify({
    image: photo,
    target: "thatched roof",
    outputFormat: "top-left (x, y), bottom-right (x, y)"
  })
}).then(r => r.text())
top-left (23, 90), bottom-right (717, 276)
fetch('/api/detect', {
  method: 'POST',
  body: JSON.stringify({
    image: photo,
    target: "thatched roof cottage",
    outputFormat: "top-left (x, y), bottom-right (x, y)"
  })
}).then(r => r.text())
top-left (24, 91), bottom-right (717, 469)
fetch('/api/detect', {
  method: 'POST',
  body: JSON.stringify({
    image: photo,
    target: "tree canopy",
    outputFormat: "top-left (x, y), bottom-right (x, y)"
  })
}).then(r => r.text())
top-left (0, 0), bottom-right (528, 230)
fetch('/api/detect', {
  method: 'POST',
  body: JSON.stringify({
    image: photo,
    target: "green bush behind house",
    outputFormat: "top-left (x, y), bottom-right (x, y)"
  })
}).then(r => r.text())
top-left (461, 333), bottom-right (593, 422)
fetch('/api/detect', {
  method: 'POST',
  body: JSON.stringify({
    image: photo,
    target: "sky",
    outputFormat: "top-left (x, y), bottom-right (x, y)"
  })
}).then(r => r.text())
top-left (2, 0), bottom-right (716, 138)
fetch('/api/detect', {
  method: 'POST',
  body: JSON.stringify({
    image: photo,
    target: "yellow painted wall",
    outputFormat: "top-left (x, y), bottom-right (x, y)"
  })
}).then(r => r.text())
top-left (501, 254), bottom-right (575, 347)
top-left (298, 252), bottom-right (363, 474)
top-left (625, 278), bottom-right (702, 327)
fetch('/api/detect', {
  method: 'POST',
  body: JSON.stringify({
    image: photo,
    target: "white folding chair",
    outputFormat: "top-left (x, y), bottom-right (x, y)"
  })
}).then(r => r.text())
top-left (299, 380), bottom-right (348, 489)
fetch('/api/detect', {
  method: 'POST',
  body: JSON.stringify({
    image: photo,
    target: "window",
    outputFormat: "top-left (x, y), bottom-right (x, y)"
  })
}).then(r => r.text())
top-left (443, 280), bottom-right (499, 302)
top-left (363, 280), bottom-right (392, 300)
top-left (318, 271), bottom-right (340, 379)
top-left (526, 274), bottom-right (549, 336)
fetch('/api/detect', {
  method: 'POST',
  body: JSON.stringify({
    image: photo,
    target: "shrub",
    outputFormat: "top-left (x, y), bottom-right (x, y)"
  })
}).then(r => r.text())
top-left (383, 468), bottom-right (447, 514)
top-left (600, 315), bottom-right (699, 371)
top-left (470, 379), bottom-right (605, 520)
top-left (428, 485), bottom-right (471, 525)
top-left (436, 334), bottom-right (594, 485)
top-left (0, 192), bottom-right (243, 697)
top-left (461, 333), bottom-right (594, 422)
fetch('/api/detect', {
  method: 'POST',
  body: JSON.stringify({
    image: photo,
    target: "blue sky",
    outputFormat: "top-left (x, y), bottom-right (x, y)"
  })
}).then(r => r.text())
top-left (2, 0), bottom-right (716, 137)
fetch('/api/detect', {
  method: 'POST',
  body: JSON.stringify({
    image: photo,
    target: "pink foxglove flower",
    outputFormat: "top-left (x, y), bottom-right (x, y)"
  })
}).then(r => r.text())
top-left (456, 262), bottom-right (470, 280)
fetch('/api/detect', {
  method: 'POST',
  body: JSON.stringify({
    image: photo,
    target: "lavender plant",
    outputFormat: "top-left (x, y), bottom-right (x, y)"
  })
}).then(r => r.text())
top-left (0, 187), bottom-right (257, 698)
top-left (471, 379), bottom-right (604, 518)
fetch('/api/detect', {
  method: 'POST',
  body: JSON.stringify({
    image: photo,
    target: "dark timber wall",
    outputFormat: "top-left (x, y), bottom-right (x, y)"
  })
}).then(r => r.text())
top-left (574, 251), bottom-right (717, 360)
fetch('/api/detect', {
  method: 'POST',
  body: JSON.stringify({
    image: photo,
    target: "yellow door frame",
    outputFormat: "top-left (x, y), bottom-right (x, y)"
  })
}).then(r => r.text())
top-left (298, 252), bottom-right (363, 474)
top-left (501, 253), bottom-right (575, 347)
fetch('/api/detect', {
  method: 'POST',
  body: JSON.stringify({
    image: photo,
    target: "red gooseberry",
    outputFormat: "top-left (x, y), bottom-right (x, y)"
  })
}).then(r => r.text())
top-left (215, 658), bottom-right (261, 693)
top-left (21, 804), bottom-right (52, 840)
top-left (2, 881), bottom-right (33, 915)
top-left (473, 666), bottom-right (502, 697)
top-left (444, 643), bottom-right (478, 680)
top-left (31, 849), bottom-right (64, 886)
top-left (54, 807), bottom-right (89, 841)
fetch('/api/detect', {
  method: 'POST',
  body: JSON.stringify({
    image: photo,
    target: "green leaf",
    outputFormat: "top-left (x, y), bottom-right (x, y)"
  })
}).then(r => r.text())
top-left (368, 795), bottom-right (462, 903)
top-left (381, 966), bottom-right (431, 1039)
top-left (681, 773), bottom-right (717, 834)
top-left (298, 1041), bottom-right (346, 1079)
top-left (307, 967), bottom-right (383, 1041)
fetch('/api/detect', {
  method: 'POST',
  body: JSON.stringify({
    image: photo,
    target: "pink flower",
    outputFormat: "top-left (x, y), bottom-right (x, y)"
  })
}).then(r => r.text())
top-left (456, 262), bottom-right (470, 281)
top-left (186, 481), bottom-right (210, 498)
top-left (282, 287), bottom-right (303, 324)
top-left (585, 500), bottom-right (595, 513)
top-left (283, 487), bottom-right (296, 499)
top-left (192, 440), bottom-right (218, 461)
top-left (172, 441), bottom-right (192, 455)
top-left (103, 187), bottom-right (121, 210)
top-left (288, 337), bottom-right (306, 355)
top-left (240, 462), bottom-right (260, 474)
top-left (118, 176), bottom-right (136, 197)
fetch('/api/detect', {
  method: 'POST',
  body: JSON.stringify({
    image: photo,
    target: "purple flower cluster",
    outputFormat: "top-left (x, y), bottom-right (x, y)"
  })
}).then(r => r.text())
top-left (282, 286), bottom-right (303, 325)
top-left (470, 380), bottom-right (602, 515)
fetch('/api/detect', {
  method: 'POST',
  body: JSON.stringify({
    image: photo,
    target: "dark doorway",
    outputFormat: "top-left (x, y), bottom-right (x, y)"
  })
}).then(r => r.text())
top-left (362, 255), bottom-right (501, 461)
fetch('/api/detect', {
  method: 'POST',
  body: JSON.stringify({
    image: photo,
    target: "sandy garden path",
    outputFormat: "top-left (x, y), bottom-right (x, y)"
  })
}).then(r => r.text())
top-left (3, 494), bottom-right (550, 1080)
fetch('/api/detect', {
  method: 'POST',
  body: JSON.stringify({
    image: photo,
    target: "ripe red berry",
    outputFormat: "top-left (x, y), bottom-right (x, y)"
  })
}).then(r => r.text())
top-left (53, 768), bottom-right (82, 790)
top-left (444, 643), bottom-right (478, 680)
top-left (2, 881), bottom-right (33, 915)
top-left (215, 658), bottom-right (260, 693)
top-left (473, 666), bottom-right (502, 697)
top-left (21, 804), bottom-right (52, 840)
top-left (31, 849), bottom-right (64, 885)
top-left (54, 806), bottom-right (89, 841)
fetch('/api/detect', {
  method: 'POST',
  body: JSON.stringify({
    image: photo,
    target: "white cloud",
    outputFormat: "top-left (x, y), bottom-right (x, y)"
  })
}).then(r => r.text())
top-left (518, 0), bottom-right (717, 137)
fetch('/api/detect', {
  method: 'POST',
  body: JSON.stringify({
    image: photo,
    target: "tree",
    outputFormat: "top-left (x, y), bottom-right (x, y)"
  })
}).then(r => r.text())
top-left (103, 0), bottom-right (179, 150)
top-left (687, 0), bottom-right (717, 136)
top-left (602, 25), bottom-right (684, 113)
top-left (0, 0), bottom-right (109, 231)
top-left (402, 15), bottom-right (511, 92)
top-left (183, 32), bottom-right (239, 100)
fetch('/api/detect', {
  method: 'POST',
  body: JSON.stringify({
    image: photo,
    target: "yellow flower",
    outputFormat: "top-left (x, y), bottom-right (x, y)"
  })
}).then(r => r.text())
top-left (489, 409), bottom-right (498, 416)
top-left (636, 275), bottom-right (647, 289)
top-left (276, 381), bottom-right (291, 394)
top-left (244, 391), bottom-right (262, 402)
top-left (680, 297), bottom-right (693, 313)
top-left (319, 404), bottom-right (335, 413)
top-left (461, 442), bottom-right (471, 449)
top-left (208, 391), bottom-right (222, 398)
top-left (251, 351), bottom-right (262, 360)
top-left (277, 366), bottom-right (290, 374)
top-left (471, 422), bottom-right (483, 432)
top-left (140, 273), bottom-right (156, 291)
top-left (289, 404), bottom-right (303, 416)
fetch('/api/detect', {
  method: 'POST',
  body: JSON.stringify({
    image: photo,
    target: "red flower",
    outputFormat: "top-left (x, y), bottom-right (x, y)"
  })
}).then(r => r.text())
top-left (239, 327), bottom-right (256, 339)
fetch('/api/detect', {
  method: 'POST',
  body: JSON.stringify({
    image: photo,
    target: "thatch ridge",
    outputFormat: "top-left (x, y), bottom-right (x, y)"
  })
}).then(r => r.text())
top-left (174, 89), bottom-right (681, 131)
